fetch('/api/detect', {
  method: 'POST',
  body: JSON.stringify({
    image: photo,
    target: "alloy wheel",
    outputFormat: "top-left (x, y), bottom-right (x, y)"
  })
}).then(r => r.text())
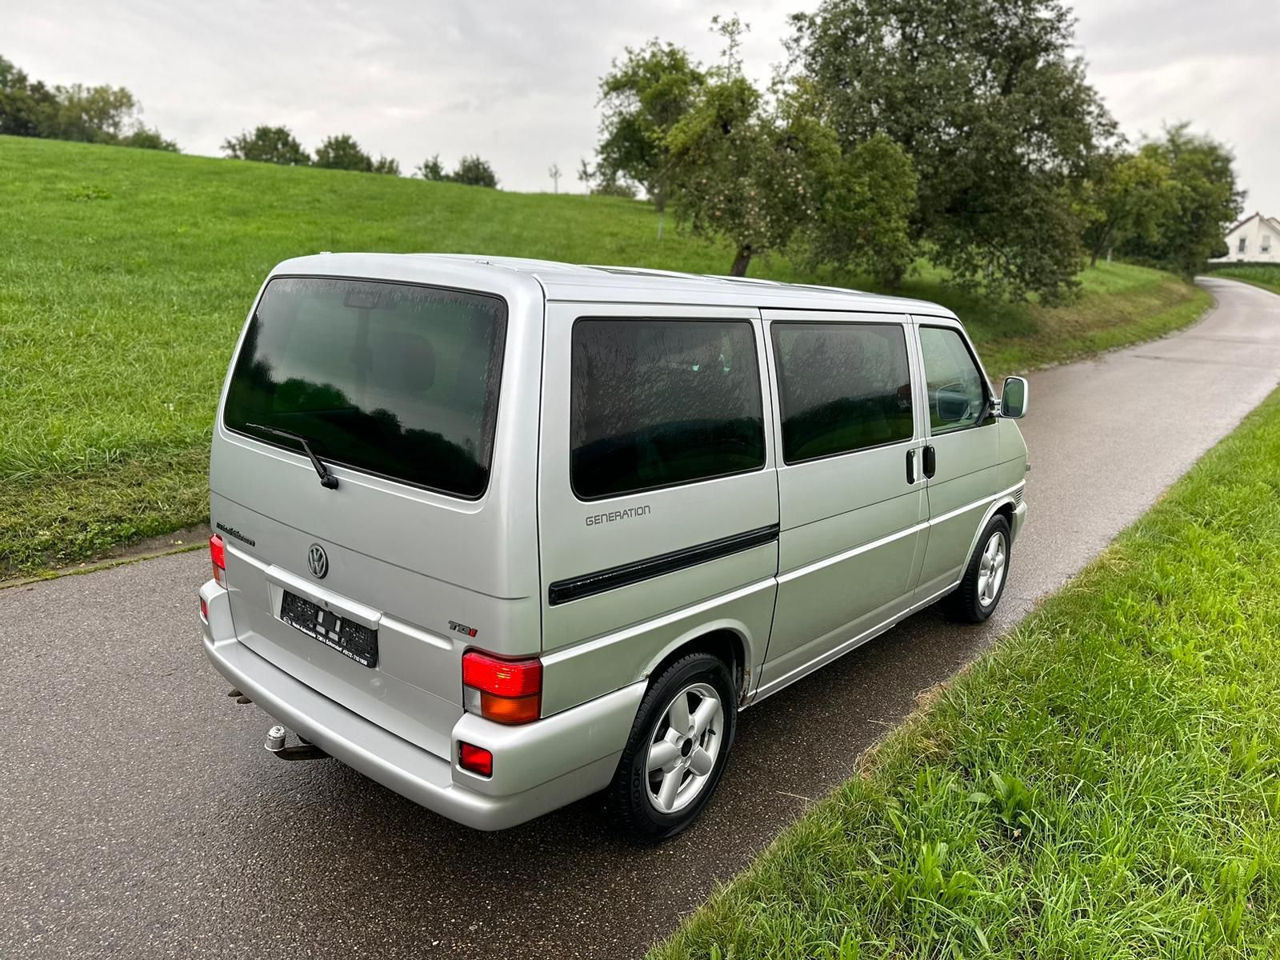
top-left (977, 530), bottom-right (1007, 607)
top-left (645, 681), bottom-right (724, 814)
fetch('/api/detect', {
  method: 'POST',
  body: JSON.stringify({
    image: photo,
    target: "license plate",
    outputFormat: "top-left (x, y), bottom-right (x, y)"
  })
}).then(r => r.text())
top-left (280, 590), bottom-right (378, 668)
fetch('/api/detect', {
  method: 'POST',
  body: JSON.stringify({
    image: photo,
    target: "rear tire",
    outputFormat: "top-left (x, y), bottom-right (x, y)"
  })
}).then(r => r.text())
top-left (606, 652), bottom-right (737, 840)
top-left (946, 514), bottom-right (1012, 624)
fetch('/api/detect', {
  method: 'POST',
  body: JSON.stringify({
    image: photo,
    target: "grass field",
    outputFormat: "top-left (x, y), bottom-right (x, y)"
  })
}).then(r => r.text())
top-left (0, 135), bottom-right (1208, 577)
top-left (1209, 263), bottom-right (1280, 297)
top-left (651, 387), bottom-right (1280, 959)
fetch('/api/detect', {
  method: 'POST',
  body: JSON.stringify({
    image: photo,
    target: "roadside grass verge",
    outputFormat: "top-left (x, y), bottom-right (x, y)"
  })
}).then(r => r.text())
top-left (1208, 264), bottom-right (1280, 297)
top-left (651, 387), bottom-right (1280, 959)
top-left (0, 447), bottom-right (210, 577)
top-left (0, 136), bottom-right (1206, 575)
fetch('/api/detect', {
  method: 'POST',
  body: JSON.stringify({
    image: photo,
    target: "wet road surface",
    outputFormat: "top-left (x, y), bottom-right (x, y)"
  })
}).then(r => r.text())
top-left (3, 277), bottom-right (1278, 959)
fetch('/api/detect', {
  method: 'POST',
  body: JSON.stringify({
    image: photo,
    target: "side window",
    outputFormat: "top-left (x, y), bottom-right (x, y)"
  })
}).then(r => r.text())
top-left (772, 322), bottom-right (913, 464)
top-left (570, 319), bottom-right (765, 500)
top-left (918, 326), bottom-right (988, 434)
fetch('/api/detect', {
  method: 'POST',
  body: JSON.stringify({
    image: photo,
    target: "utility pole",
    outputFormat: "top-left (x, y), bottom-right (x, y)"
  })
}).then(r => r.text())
top-left (549, 163), bottom-right (561, 194)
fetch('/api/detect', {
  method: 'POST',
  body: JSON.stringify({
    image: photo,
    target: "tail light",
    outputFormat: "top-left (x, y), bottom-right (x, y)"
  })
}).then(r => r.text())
top-left (210, 534), bottom-right (226, 587)
top-left (199, 596), bottom-right (209, 622)
top-left (462, 650), bottom-right (541, 725)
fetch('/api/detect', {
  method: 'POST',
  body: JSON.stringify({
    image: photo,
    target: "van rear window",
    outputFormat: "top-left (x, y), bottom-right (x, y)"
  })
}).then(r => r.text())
top-left (223, 277), bottom-right (506, 499)
top-left (571, 319), bottom-right (765, 500)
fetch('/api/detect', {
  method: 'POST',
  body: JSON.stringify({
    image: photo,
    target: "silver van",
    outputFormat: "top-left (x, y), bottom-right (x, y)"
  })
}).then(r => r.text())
top-left (200, 254), bottom-right (1028, 838)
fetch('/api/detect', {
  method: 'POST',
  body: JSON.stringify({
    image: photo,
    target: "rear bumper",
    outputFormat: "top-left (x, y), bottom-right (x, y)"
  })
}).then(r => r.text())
top-left (199, 581), bottom-right (644, 831)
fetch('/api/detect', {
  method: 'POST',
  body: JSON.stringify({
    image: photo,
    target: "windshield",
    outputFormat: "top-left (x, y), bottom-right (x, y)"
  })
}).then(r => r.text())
top-left (223, 276), bottom-right (507, 499)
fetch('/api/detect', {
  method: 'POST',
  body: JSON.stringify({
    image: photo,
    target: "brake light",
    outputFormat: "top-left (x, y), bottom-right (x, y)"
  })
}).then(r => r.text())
top-left (210, 534), bottom-right (226, 587)
top-left (462, 650), bottom-right (541, 725)
top-left (458, 742), bottom-right (493, 777)
top-left (200, 596), bottom-right (209, 622)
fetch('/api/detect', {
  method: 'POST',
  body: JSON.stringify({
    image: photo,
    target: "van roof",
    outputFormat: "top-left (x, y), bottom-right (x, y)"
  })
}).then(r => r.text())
top-left (269, 252), bottom-right (960, 320)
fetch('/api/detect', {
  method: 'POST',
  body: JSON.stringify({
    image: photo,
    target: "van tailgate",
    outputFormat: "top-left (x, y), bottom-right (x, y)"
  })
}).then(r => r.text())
top-left (208, 266), bottom-right (544, 759)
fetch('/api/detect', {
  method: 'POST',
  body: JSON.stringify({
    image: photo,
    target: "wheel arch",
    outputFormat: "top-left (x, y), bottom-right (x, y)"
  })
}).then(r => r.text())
top-left (641, 621), bottom-right (754, 705)
top-left (961, 494), bottom-right (1018, 573)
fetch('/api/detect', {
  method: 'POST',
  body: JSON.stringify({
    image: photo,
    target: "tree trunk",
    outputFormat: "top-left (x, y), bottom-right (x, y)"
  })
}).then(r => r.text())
top-left (730, 244), bottom-right (752, 277)
top-left (1090, 226), bottom-right (1112, 269)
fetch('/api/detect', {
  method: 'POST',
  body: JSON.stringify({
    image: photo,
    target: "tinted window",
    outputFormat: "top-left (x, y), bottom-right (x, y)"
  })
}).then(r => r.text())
top-left (919, 326), bottom-right (987, 433)
top-left (772, 322), bottom-right (913, 463)
top-left (223, 276), bottom-right (506, 498)
top-left (571, 319), bottom-right (765, 500)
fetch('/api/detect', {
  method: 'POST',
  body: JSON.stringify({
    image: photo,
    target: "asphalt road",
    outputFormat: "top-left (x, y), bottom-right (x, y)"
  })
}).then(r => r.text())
top-left (3, 277), bottom-right (1278, 960)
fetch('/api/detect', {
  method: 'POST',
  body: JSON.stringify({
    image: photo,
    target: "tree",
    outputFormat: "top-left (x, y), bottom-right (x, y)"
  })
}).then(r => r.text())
top-left (592, 180), bottom-right (639, 199)
top-left (46, 83), bottom-right (138, 143)
top-left (413, 153), bottom-right (498, 186)
top-left (0, 56), bottom-right (176, 150)
top-left (578, 156), bottom-right (636, 198)
top-left (792, 0), bottom-right (1116, 301)
top-left (805, 133), bottom-right (918, 286)
top-left (222, 125), bottom-right (310, 165)
top-left (450, 155), bottom-right (498, 187)
top-left (416, 154), bottom-right (447, 180)
top-left (0, 56), bottom-right (56, 137)
top-left (1080, 149), bottom-right (1177, 266)
top-left (314, 134), bottom-right (373, 172)
top-left (371, 155), bottom-right (400, 175)
top-left (1119, 125), bottom-right (1242, 277)
top-left (666, 20), bottom-right (838, 276)
top-left (117, 126), bottom-right (179, 152)
top-left (596, 39), bottom-right (705, 209)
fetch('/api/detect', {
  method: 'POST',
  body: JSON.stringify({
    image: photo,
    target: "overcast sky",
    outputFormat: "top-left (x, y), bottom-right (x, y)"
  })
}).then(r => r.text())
top-left (6, 1), bottom-right (1278, 216)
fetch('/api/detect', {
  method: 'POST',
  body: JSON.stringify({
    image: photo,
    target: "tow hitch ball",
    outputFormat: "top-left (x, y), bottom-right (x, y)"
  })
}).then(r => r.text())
top-left (263, 724), bottom-right (329, 762)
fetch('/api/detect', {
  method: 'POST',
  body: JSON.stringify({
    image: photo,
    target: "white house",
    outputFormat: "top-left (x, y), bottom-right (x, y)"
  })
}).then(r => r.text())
top-left (1212, 212), bottom-right (1280, 264)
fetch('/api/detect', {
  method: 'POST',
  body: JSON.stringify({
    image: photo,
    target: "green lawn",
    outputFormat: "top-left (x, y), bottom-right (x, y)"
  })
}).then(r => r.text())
top-left (0, 135), bottom-right (1207, 576)
top-left (652, 388), bottom-right (1280, 960)
top-left (1209, 264), bottom-right (1280, 297)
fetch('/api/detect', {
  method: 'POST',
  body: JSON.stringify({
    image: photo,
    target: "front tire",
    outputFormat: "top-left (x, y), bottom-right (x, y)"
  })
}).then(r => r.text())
top-left (946, 514), bottom-right (1012, 623)
top-left (606, 652), bottom-right (737, 840)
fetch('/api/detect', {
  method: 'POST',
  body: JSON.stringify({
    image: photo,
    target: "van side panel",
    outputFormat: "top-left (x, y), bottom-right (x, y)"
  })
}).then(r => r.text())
top-left (536, 302), bottom-right (779, 715)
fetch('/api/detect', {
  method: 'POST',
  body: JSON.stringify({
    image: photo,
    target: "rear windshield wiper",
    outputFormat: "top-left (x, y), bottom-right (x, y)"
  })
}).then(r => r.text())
top-left (245, 423), bottom-right (340, 490)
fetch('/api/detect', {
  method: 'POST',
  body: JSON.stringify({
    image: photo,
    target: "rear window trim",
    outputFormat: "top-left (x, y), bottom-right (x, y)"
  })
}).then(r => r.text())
top-left (221, 273), bottom-right (509, 503)
top-left (568, 314), bottom-right (769, 504)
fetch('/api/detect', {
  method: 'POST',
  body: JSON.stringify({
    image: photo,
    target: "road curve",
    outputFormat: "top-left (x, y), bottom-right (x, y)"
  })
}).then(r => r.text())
top-left (3, 278), bottom-right (1278, 959)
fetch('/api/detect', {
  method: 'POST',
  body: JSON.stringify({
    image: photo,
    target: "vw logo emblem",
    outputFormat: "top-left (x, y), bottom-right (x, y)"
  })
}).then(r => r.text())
top-left (307, 543), bottom-right (329, 580)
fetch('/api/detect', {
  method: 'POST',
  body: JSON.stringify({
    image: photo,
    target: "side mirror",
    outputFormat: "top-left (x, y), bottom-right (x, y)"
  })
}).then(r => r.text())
top-left (1000, 376), bottom-right (1029, 419)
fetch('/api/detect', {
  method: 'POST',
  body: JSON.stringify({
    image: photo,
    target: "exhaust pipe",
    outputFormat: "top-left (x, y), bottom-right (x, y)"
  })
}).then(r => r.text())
top-left (263, 724), bottom-right (329, 761)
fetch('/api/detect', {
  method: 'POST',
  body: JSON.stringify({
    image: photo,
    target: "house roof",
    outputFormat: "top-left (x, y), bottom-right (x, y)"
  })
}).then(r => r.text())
top-left (1225, 212), bottom-right (1280, 235)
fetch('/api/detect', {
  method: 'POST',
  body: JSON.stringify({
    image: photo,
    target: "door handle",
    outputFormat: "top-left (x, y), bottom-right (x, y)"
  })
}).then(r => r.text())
top-left (906, 448), bottom-right (916, 484)
top-left (923, 444), bottom-right (937, 479)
